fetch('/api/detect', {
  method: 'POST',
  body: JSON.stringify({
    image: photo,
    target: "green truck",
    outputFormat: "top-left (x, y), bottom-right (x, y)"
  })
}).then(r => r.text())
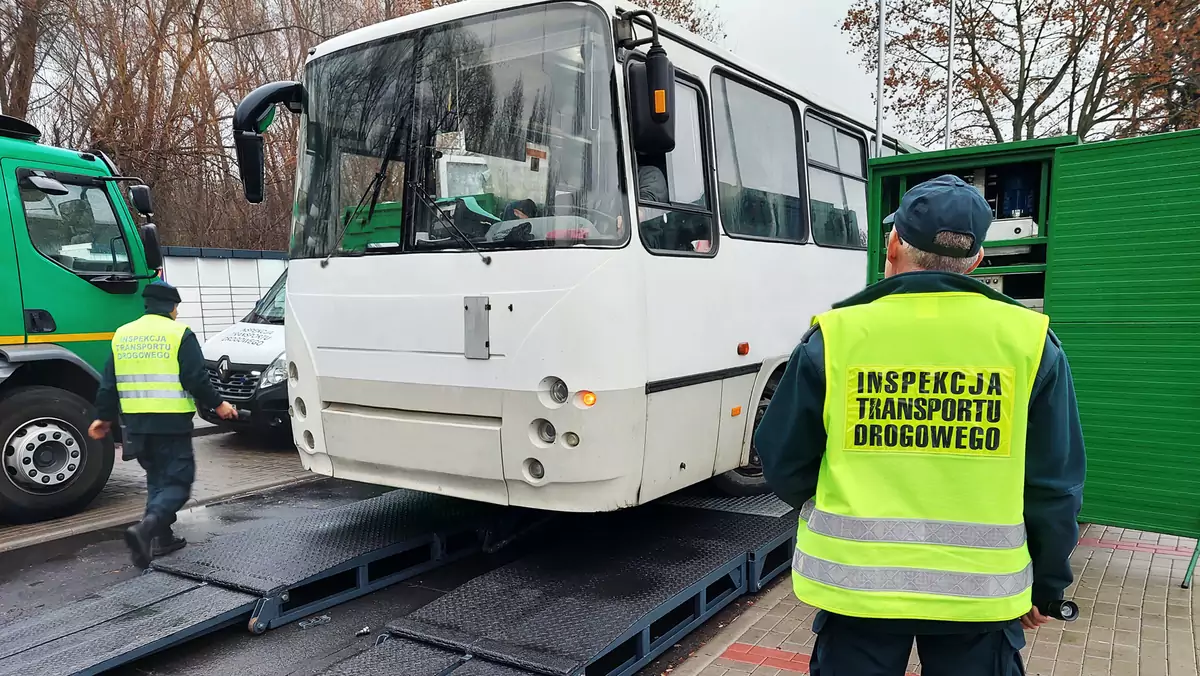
top-left (0, 114), bottom-right (165, 523)
top-left (866, 129), bottom-right (1200, 540)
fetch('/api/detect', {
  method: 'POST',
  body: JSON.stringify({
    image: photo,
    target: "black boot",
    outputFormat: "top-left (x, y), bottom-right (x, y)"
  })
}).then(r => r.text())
top-left (152, 528), bottom-right (187, 557)
top-left (124, 513), bottom-right (160, 570)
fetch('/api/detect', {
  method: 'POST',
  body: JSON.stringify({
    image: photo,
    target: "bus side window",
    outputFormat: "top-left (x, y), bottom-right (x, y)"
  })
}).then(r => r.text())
top-left (710, 74), bottom-right (805, 243)
top-left (635, 81), bottom-right (716, 256)
top-left (805, 115), bottom-right (869, 249)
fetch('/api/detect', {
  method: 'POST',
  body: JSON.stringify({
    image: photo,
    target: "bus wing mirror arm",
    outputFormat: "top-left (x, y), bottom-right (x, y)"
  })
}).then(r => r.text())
top-left (232, 81), bottom-right (307, 204)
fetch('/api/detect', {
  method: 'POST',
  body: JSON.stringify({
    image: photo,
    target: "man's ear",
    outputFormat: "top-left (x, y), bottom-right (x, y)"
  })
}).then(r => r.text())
top-left (965, 248), bottom-right (984, 274)
top-left (886, 229), bottom-right (901, 263)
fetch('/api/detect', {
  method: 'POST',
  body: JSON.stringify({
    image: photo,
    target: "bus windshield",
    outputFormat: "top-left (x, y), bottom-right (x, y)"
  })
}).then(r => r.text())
top-left (291, 3), bottom-right (627, 259)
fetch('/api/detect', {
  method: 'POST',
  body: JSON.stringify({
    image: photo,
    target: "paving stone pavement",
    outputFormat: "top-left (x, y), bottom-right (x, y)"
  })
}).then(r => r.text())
top-left (674, 523), bottom-right (1200, 676)
top-left (0, 432), bottom-right (311, 552)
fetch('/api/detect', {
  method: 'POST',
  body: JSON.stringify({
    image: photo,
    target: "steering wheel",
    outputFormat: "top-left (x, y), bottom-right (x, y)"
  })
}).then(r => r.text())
top-left (554, 204), bottom-right (621, 237)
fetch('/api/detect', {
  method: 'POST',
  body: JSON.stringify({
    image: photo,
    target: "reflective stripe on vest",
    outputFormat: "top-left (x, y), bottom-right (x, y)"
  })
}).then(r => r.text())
top-left (800, 499), bottom-right (1026, 549)
top-left (792, 290), bottom-right (1049, 622)
top-left (111, 314), bottom-right (196, 414)
top-left (792, 550), bottom-right (1034, 598)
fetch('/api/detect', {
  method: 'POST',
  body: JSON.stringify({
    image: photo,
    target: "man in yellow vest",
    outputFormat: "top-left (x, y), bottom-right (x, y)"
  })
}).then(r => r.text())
top-left (88, 280), bottom-right (237, 569)
top-left (756, 175), bottom-right (1085, 675)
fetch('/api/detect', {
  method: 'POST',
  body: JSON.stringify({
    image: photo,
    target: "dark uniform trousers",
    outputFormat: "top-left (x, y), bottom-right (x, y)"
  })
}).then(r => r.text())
top-left (810, 613), bottom-right (1027, 676)
top-left (125, 433), bottom-right (195, 530)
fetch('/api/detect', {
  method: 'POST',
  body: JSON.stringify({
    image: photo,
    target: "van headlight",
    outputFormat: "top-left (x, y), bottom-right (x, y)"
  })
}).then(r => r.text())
top-left (260, 352), bottom-right (287, 389)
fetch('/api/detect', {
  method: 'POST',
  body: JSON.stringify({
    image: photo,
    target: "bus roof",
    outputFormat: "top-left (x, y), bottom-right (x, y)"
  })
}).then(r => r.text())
top-left (307, 0), bottom-right (915, 153)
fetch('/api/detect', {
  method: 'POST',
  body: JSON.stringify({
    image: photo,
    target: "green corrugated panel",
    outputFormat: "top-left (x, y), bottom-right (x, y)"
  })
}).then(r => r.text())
top-left (1047, 130), bottom-right (1200, 323)
top-left (1057, 323), bottom-right (1200, 536)
top-left (1047, 129), bottom-right (1200, 537)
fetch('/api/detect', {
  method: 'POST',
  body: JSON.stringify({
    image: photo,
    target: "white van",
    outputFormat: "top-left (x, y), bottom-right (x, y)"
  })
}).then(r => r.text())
top-left (198, 270), bottom-right (289, 438)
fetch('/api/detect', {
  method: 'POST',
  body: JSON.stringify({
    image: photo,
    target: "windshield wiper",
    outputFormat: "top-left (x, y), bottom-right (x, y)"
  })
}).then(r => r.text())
top-left (408, 180), bottom-right (491, 265)
top-left (321, 115), bottom-right (407, 268)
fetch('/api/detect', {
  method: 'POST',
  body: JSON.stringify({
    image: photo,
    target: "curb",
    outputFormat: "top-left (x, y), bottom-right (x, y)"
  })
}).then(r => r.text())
top-left (192, 424), bottom-right (227, 438)
top-left (0, 474), bottom-right (318, 554)
top-left (670, 579), bottom-right (794, 676)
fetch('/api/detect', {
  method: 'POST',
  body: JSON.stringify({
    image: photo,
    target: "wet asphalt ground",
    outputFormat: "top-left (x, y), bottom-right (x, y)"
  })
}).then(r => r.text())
top-left (0, 478), bottom-right (765, 675)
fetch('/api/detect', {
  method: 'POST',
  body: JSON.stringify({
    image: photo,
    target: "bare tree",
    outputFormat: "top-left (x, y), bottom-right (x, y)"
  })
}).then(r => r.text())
top-left (841, 0), bottom-right (1195, 146)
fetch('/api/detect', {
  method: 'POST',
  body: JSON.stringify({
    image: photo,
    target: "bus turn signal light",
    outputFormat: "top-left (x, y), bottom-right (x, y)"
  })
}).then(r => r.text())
top-left (737, 342), bottom-right (750, 356)
top-left (731, 406), bottom-right (742, 417)
top-left (580, 391), bottom-right (597, 407)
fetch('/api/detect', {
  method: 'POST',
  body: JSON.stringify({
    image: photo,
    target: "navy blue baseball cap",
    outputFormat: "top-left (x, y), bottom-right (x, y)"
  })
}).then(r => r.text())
top-left (883, 174), bottom-right (993, 258)
top-left (142, 279), bottom-right (181, 303)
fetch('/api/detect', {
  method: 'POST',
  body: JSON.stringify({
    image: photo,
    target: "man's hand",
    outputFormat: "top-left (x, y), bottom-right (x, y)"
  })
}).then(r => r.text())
top-left (88, 420), bottom-right (112, 440)
top-left (215, 402), bottom-right (239, 420)
top-left (1020, 606), bottom-right (1051, 630)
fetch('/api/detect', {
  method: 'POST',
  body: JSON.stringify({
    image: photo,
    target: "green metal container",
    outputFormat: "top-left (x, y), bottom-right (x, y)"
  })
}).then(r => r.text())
top-left (867, 129), bottom-right (1200, 537)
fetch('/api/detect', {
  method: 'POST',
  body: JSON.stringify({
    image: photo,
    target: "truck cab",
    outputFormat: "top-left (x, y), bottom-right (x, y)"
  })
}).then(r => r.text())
top-left (0, 114), bottom-right (164, 523)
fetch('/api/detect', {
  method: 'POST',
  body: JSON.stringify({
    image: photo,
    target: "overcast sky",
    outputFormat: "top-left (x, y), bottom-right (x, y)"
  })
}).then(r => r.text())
top-left (710, 0), bottom-right (882, 130)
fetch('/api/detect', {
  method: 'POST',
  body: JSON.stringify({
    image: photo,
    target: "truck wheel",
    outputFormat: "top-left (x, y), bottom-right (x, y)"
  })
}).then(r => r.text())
top-left (710, 371), bottom-right (780, 497)
top-left (0, 386), bottom-right (114, 524)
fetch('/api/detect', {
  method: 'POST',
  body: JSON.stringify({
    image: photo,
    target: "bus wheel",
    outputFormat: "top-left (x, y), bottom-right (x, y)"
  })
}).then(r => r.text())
top-left (711, 372), bottom-right (779, 496)
top-left (0, 387), bottom-right (114, 524)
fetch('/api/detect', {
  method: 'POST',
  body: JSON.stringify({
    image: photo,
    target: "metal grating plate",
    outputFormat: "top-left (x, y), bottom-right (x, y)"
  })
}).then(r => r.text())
top-left (315, 638), bottom-right (463, 676)
top-left (663, 493), bottom-right (796, 518)
top-left (388, 506), bottom-right (793, 676)
top-left (316, 638), bottom-right (535, 676)
top-left (0, 572), bottom-right (200, 661)
top-left (153, 489), bottom-right (499, 595)
top-left (0, 573), bottom-right (254, 676)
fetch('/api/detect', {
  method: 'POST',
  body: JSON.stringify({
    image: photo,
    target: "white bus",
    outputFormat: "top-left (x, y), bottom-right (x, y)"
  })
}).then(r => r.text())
top-left (231, 0), bottom-right (911, 512)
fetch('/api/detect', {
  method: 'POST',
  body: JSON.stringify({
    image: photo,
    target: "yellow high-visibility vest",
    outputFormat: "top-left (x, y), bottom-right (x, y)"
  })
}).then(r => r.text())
top-left (793, 290), bottom-right (1049, 622)
top-left (111, 314), bottom-right (196, 414)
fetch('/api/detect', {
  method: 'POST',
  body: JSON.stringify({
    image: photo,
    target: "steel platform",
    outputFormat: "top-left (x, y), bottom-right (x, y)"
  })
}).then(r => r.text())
top-left (372, 501), bottom-right (797, 676)
top-left (154, 488), bottom-right (501, 632)
top-left (0, 572), bottom-right (255, 676)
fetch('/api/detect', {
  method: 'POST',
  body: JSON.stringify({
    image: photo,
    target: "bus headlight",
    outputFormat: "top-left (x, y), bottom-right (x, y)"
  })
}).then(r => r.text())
top-left (260, 352), bottom-right (287, 389)
top-left (548, 378), bottom-right (569, 404)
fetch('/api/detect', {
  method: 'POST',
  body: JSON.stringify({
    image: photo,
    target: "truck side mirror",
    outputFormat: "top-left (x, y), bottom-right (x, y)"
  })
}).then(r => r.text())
top-left (139, 223), bottom-right (163, 270)
top-left (128, 184), bottom-right (153, 216)
top-left (232, 81), bottom-right (306, 204)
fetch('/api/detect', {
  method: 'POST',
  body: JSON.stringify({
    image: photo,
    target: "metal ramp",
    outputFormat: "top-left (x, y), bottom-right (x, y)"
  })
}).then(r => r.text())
top-left (0, 572), bottom-right (255, 676)
top-left (0, 489), bottom-right (504, 676)
top-left (154, 489), bottom-right (502, 632)
top-left (320, 497), bottom-right (798, 676)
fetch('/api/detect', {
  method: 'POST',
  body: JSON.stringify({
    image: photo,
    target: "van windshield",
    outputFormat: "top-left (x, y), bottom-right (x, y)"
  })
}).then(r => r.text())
top-left (247, 271), bottom-right (286, 324)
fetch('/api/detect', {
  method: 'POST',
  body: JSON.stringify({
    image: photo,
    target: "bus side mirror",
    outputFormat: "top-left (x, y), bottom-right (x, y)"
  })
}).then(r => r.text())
top-left (628, 52), bottom-right (676, 155)
top-left (139, 223), bottom-right (163, 270)
top-left (128, 184), bottom-right (153, 216)
top-left (234, 132), bottom-right (266, 204)
top-left (232, 81), bottom-right (306, 204)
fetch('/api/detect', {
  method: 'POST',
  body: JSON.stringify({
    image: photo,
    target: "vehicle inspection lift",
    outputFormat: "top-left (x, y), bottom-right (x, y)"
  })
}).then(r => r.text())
top-left (0, 490), bottom-right (796, 676)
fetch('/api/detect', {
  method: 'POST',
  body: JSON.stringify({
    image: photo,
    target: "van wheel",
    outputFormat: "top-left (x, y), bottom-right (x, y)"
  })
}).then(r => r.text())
top-left (0, 386), bottom-right (114, 524)
top-left (710, 372), bottom-right (780, 496)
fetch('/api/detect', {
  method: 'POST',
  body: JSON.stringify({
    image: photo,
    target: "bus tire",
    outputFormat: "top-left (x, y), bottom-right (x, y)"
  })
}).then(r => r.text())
top-left (0, 386), bottom-right (114, 524)
top-left (710, 370), bottom-right (781, 497)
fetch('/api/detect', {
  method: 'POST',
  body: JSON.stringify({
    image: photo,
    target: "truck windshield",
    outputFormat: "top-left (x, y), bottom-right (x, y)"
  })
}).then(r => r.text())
top-left (247, 270), bottom-right (286, 324)
top-left (291, 3), bottom-right (627, 259)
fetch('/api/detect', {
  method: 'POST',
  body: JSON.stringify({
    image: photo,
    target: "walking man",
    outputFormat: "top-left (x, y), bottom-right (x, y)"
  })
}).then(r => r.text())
top-left (89, 280), bottom-right (237, 568)
top-left (756, 174), bottom-right (1086, 675)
